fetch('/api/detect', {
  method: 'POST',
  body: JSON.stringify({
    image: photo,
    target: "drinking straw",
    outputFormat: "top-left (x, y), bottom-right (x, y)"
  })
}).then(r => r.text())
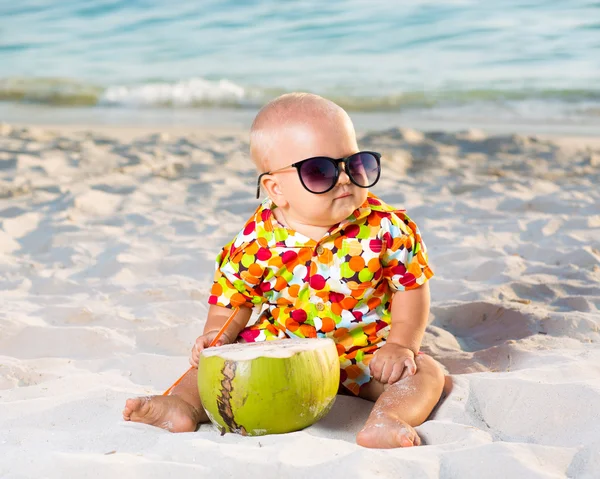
top-left (162, 307), bottom-right (240, 396)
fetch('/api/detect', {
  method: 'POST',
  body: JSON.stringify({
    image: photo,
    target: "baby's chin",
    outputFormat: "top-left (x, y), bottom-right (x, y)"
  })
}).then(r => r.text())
top-left (329, 195), bottom-right (363, 219)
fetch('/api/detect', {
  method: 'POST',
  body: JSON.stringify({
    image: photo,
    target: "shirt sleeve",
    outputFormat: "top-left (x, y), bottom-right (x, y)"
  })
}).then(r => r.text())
top-left (208, 239), bottom-right (267, 309)
top-left (380, 211), bottom-right (433, 291)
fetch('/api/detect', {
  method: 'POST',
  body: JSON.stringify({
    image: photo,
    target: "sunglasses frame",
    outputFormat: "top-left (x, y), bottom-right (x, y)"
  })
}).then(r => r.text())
top-left (256, 151), bottom-right (381, 199)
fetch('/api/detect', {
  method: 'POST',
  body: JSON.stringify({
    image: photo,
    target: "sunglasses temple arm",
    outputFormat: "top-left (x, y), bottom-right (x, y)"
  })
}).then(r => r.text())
top-left (256, 172), bottom-right (269, 199)
top-left (256, 174), bottom-right (263, 199)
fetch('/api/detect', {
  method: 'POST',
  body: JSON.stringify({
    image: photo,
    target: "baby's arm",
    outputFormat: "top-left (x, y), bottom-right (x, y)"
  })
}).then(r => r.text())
top-left (204, 304), bottom-right (253, 341)
top-left (369, 282), bottom-right (431, 384)
top-left (190, 305), bottom-right (253, 366)
top-left (388, 282), bottom-right (431, 354)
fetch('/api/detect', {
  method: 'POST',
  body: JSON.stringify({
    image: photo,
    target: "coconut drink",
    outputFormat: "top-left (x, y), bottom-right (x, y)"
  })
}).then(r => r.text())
top-left (197, 338), bottom-right (339, 436)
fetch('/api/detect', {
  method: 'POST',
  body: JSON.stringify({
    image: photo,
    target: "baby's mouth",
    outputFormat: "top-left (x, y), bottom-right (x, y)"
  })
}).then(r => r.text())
top-left (334, 191), bottom-right (352, 200)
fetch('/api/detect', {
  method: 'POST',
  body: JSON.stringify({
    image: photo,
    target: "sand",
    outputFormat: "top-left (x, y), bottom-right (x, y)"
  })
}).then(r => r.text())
top-left (1, 121), bottom-right (599, 479)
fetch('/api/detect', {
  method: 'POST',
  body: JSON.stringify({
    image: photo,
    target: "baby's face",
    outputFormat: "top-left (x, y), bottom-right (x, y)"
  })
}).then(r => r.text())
top-left (267, 113), bottom-right (368, 227)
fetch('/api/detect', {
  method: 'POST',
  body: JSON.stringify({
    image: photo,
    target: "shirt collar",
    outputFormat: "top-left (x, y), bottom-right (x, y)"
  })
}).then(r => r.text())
top-left (256, 194), bottom-right (375, 247)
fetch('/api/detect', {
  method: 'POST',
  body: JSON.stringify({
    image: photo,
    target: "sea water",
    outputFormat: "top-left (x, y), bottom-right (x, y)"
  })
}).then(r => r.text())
top-left (1, 0), bottom-right (599, 125)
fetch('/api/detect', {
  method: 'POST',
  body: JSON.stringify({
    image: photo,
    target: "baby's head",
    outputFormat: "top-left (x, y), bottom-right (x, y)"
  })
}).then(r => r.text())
top-left (251, 93), bottom-right (379, 228)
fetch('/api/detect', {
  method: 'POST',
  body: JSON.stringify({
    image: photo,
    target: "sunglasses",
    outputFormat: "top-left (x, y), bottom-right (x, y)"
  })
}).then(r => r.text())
top-left (256, 151), bottom-right (381, 199)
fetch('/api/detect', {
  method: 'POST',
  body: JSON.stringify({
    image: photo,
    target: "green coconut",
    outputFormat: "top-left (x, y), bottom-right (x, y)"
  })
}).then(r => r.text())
top-left (197, 338), bottom-right (339, 436)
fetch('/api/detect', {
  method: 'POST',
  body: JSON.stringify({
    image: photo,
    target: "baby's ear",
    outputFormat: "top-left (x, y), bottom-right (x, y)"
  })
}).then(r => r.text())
top-left (262, 177), bottom-right (288, 207)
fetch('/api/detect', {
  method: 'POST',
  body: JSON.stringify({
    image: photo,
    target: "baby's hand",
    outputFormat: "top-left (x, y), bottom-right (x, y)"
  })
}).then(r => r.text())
top-left (369, 343), bottom-right (417, 385)
top-left (189, 331), bottom-right (231, 368)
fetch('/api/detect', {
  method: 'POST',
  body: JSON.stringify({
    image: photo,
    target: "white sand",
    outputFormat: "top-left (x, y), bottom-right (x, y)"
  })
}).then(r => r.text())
top-left (1, 123), bottom-right (599, 478)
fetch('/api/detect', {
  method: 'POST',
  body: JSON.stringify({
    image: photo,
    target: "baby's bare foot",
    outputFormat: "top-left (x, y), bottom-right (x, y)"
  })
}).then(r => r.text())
top-left (122, 395), bottom-right (202, 433)
top-left (356, 413), bottom-right (421, 448)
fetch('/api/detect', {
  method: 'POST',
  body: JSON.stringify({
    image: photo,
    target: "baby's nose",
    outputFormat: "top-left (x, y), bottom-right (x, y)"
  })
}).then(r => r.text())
top-left (337, 166), bottom-right (351, 185)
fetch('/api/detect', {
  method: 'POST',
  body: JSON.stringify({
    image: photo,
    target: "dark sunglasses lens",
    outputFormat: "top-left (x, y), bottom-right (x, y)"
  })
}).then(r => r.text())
top-left (299, 158), bottom-right (337, 193)
top-left (348, 152), bottom-right (380, 186)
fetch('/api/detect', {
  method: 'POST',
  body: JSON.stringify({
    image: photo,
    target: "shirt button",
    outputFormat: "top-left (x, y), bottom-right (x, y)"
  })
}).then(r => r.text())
top-left (316, 245), bottom-right (325, 255)
top-left (316, 303), bottom-right (325, 311)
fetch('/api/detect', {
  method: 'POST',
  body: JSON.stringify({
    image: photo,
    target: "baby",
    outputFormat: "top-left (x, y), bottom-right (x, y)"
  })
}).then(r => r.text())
top-left (123, 93), bottom-right (445, 448)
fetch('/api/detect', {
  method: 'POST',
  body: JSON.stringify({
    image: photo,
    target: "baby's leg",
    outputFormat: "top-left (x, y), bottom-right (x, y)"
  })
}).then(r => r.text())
top-left (122, 368), bottom-right (208, 432)
top-left (356, 353), bottom-right (445, 448)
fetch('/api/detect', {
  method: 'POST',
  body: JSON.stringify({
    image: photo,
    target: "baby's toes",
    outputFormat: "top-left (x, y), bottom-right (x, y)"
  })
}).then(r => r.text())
top-left (398, 424), bottom-right (421, 447)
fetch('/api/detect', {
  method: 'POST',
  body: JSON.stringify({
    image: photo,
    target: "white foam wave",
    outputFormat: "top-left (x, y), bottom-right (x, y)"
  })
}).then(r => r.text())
top-left (99, 77), bottom-right (254, 107)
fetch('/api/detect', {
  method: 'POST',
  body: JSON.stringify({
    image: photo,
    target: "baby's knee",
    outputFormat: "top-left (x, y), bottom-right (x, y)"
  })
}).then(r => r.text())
top-left (415, 353), bottom-right (445, 385)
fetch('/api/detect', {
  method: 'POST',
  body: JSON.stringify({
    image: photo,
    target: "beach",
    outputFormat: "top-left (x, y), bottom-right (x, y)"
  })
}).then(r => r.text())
top-left (2, 0), bottom-right (599, 476)
top-left (1, 118), bottom-right (599, 478)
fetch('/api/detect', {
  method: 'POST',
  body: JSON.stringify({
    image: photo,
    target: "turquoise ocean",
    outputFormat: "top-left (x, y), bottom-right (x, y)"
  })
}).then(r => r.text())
top-left (1, 0), bottom-right (599, 127)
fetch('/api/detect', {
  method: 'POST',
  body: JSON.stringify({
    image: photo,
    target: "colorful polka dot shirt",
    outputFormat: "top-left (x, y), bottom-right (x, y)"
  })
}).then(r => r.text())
top-left (208, 193), bottom-right (433, 395)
